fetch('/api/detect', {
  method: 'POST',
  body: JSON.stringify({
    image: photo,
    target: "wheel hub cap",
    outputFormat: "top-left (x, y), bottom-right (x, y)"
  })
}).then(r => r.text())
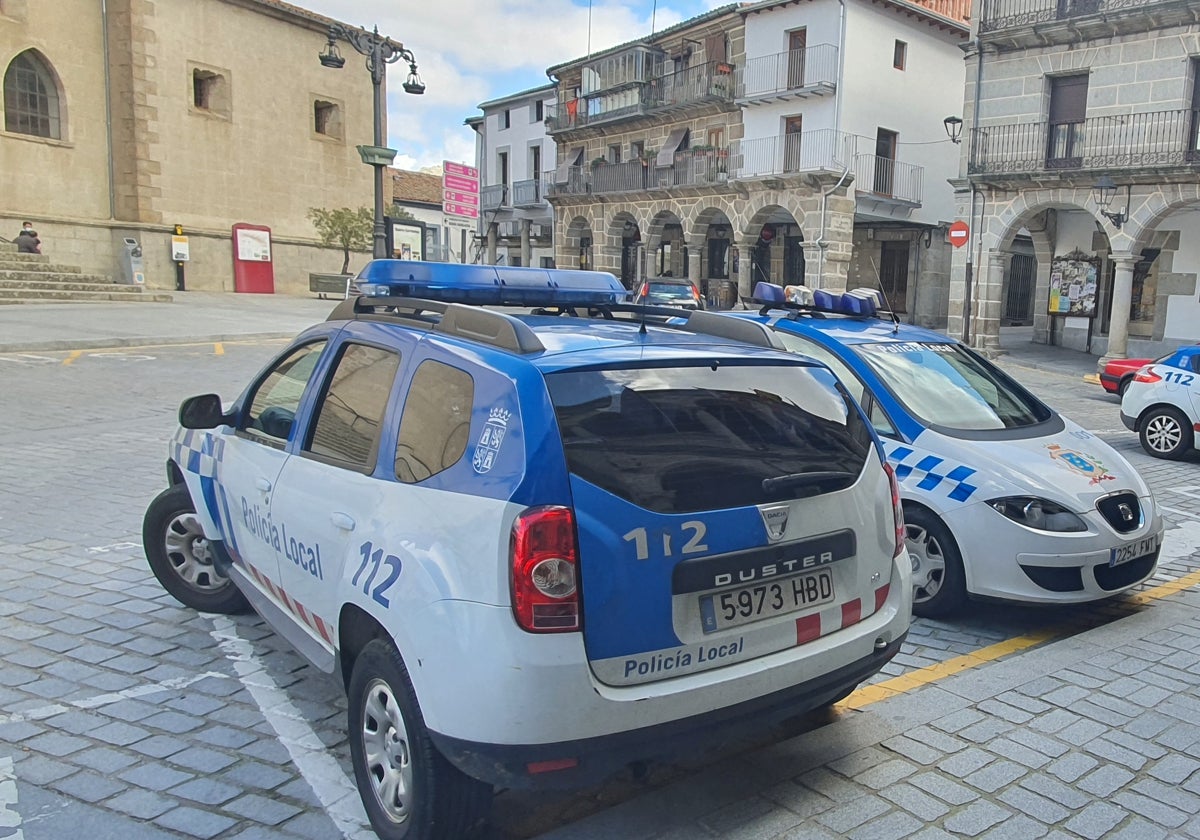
top-left (163, 512), bottom-right (230, 592)
top-left (906, 525), bottom-right (946, 604)
top-left (361, 679), bottom-right (412, 825)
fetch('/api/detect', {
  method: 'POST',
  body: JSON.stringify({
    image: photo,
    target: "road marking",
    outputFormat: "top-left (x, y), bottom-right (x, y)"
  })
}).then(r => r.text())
top-left (214, 342), bottom-right (225, 356)
top-left (0, 671), bottom-right (230, 725)
top-left (61, 351), bottom-right (82, 366)
top-left (840, 524), bottom-right (1200, 712)
top-left (0, 756), bottom-right (24, 840)
top-left (86, 352), bottom-right (156, 362)
top-left (86, 541), bottom-right (141, 554)
top-left (208, 616), bottom-right (374, 840)
top-left (0, 354), bottom-right (56, 365)
top-left (1161, 506), bottom-right (1200, 522)
top-left (1164, 486), bottom-right (1200, 500)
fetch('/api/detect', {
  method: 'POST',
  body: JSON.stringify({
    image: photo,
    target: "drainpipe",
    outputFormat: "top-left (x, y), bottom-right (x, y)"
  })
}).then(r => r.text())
top-left (101, 0), bottom-right (116, 220)
top-left (964, 9), bottom-right (987, 345)
top-left (814, 0), bottom-right (848, 289)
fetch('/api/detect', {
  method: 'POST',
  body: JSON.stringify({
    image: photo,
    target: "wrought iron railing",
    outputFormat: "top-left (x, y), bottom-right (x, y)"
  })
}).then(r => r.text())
top-left (735, 45), bottom-right (838, 99)
top-left (981, 0), bottom-right (1168, 32)
top-left (480, 184), bottom-right (507, 210)
top-left (545, 61), bottom-right (735, 133)
top-left (512, 178), bottom-right (542, 206)
top-left (853, 154), bottom-right (924, 204)
top-left (969, 109), bottom-right (1200, 175)
top-left (732, 130), bottom-right (858, 178)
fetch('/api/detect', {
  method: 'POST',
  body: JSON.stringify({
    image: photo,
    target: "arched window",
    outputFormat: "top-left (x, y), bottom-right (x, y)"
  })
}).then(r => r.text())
top-left (3, 50), bottom-right (62, 139)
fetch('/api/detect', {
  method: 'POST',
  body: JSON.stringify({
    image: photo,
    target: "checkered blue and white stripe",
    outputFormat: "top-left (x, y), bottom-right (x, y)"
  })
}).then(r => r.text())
top-left (170, 428), bottom-right (224, 478)
top-left (885, 443), bottom-right (979, 503)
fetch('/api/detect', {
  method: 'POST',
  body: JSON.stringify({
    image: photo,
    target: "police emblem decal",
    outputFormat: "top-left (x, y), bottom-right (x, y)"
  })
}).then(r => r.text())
top-left (472, 407), bottom-right (510, 474)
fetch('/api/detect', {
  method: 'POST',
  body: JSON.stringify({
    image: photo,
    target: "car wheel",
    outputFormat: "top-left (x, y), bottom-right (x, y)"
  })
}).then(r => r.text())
top-left (1139, 406), bottom-right (1194, 460)
top-left (1117, 376), bottom-right (1133, 397)
top-left (905, 506), bottom-right (966, 618)
top-left (143, 485), bottom-right (249, 614)
top-left (348, 639), bottom-right (492, 840)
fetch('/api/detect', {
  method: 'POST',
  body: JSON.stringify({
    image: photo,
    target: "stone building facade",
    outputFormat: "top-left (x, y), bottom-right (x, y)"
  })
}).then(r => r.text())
top-left (544, 0), bottom-right (969, 318)
top-left (954, 0), bottom-right (1200, 361)
top-left (1, 0), bottom-right (378, 293)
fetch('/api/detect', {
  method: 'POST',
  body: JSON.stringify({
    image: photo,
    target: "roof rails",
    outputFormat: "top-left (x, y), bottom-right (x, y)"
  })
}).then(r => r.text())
top-left (328, 294), bottom-right (545, 354)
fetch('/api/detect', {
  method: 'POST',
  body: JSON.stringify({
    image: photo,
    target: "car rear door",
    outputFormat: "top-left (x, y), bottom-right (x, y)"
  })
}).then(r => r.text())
top-left (545, 360), bottom-right (898, 688)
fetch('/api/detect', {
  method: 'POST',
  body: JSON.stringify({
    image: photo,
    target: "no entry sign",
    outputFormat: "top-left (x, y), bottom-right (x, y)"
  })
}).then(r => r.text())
top-left (948, 220), bottom-right (970, 248)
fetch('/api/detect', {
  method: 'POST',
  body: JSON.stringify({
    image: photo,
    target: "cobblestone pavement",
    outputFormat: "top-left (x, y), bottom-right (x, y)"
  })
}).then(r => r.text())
top-left (1, 340), bottom-right (1199, 840)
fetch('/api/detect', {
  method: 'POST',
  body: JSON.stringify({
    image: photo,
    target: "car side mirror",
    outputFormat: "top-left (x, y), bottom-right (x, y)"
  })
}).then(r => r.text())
top-left (179, 393), bottom-right (229, 429)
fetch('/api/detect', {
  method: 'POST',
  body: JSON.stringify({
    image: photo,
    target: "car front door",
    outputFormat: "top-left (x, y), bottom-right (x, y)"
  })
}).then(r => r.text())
top-left (267, 332), bottom-right (404, 654)
top-left (215, 339), bottom-right (328, 589)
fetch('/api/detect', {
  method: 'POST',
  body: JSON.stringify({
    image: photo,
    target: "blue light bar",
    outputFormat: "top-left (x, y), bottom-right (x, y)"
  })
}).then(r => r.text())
top-left (754, 282), bottom-right (884, 318)
top-left (353, 260), bottom-right (626, 306)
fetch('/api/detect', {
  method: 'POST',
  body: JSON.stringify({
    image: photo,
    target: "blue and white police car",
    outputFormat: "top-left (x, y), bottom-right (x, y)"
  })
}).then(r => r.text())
top-left (718, 283), bottom-right (1163, 619)
top-left (1121, 345), bottom-right (1200, 460)
top-left (142, 263), bottom-right (911, 840)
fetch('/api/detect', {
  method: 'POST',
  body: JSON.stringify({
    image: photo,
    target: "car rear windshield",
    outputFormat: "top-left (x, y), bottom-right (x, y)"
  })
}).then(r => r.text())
top-left (547, 363), bottom-right (873, 514)
top-left (854, 341), bottom-right (1050, 431)
top-left (647, 283), bottom-right (694, 299)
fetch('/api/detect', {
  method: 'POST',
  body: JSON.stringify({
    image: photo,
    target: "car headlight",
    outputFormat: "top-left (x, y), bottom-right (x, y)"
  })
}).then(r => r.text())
top-left (988, 497), bottom-right (1088, 532)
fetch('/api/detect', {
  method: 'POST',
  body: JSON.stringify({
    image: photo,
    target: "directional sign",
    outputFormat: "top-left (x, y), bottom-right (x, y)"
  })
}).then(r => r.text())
top-left (443, 160), bottom-right (480, 223)
top-left (444, 202), bottom-right (480, 219)
top-left (948, 220), bottom-right (970, 249)
top-left (444, 175), bottom-right (478, 193)
top-left (443, 190), bottom-right (479, 206)
top-left (444, 161), bottom-right (478, 179)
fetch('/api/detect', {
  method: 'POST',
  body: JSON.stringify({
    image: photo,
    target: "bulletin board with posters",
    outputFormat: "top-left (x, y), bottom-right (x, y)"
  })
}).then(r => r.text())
top-left (1047, 249), bottom-right (1099, 318)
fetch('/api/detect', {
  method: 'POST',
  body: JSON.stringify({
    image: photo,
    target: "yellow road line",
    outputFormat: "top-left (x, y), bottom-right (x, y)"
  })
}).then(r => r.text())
top-left (62, 351), bottom-right (82, 366)
top-left (838, 569), bottom-right (1200, 712)
top-left (214, 342), bottom-right (225, 356)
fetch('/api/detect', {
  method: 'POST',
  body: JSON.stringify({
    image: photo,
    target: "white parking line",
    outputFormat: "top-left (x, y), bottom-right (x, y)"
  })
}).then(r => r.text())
top-left (208, 616), bottom-right (374, 840)
top-left (1161, 506), bottom-right (1200, 522)
top-left (0, 757), bottom-right (25, 840)
top-left (0, 671), bottom-right (231, 725)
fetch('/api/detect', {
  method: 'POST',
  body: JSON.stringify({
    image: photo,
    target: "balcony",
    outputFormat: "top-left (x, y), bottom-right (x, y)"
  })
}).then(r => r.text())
top-left (480, 184), bottom-right (507, 211)
top-left (735, 45), bottom-right (838, 104)
top-left (968, 109), bottom-right (1199, 178)
top-left (512, 178), bottom-right (543, 208)
top-left (732, 130), bottom-right (857, 178)
top-left (980, 0), bottom-right (1189, 45)
top-left (853, 154), bottom-right (923, 205)
top-left (546, 61), bottom-right (736, 134)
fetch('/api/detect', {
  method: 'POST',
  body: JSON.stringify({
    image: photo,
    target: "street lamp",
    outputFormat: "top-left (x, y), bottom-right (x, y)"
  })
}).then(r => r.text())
top-left (319, 24), bottom-right (424, 259)
top-left (1092, 175), bottom-right (1131, 229)
top-left (943, 115), bottom-right (963, 144)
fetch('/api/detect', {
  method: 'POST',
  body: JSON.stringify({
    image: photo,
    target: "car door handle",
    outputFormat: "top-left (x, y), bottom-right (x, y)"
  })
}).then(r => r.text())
top-left (255, 478), bottom-right (272, 493)
top-left (331, 512), bottom-right (356, 532)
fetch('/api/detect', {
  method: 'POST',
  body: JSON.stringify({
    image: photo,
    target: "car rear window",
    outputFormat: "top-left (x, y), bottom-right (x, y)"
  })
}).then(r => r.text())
top-left (647, 283), bottom-right (694, 299)
top-left (547, 363), bottom-right (872, 514)
top-left (855, 341), bottom-right (1050, 431)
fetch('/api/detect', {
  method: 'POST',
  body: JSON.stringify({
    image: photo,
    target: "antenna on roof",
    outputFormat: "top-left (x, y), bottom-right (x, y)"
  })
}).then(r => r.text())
top-left (587, 0), bottom-right (593, 56)
top-left (651, 0), bottom-right (657, 33)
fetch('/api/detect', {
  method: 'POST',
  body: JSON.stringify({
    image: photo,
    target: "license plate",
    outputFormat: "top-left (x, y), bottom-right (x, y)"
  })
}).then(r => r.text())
top-left (699, 570), bottom-right (835, 633)
top-left (1110, 534), bottom-right (1158, 567)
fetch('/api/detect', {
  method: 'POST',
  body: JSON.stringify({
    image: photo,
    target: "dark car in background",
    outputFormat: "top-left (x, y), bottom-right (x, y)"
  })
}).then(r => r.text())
top-left (632, 278), bottom-right (705, 309)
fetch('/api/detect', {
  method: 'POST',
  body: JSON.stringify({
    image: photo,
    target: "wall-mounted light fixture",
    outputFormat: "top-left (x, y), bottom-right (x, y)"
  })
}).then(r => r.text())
top-left (1092, 175), bottom-right (1132, 229)
top-left (943, 115), bottom-right (963, 144)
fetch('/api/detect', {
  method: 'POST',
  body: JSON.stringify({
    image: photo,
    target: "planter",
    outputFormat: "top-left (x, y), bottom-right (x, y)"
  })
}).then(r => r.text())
top-left (309, 272), bottom-right (353, 299)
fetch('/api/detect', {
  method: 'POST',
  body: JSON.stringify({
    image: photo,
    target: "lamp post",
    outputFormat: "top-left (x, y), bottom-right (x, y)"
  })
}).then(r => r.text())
top-left (319, 24), bottom-right (424, 260)
top-left (945, 115), bottom-right (977, 344)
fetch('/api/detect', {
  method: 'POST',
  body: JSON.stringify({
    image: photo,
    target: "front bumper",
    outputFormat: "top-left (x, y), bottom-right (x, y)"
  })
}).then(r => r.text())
top-left (1099, 372), bottom-right (1122, 393)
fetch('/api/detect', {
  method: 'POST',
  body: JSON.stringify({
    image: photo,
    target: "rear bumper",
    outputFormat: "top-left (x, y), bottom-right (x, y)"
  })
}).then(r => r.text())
top-left (1121, 411), bottom-right (1137, 432)
top-left (430, 633), bottom-right (905, 789)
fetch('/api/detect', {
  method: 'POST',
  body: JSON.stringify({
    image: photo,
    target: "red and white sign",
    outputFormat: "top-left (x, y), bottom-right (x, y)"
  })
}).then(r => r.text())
top-left (443, 160), bottom-right (479, 226)
top-left (948, 220), bottom-right (970, 248)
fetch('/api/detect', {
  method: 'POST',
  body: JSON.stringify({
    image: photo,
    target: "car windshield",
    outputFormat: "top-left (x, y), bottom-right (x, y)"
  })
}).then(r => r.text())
top-left (853, 341), bottom-right (1050, 431)
top-left (547, 363), bottom-right (872, 513)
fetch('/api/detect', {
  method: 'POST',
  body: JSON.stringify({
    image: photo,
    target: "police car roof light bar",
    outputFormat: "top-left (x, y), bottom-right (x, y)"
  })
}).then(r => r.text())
top-left (355, 260), bottom-right (626, 307)
top-left (751, 282), bottom-right (894, 321)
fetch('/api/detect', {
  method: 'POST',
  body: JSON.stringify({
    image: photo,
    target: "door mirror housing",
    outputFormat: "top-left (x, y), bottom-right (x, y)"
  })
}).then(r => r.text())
top-left (179, 394), bottom-right (230, 429)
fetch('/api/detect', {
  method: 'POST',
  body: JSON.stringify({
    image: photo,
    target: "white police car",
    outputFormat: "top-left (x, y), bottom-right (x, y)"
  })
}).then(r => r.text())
top-left (718, 283), bottom-right (1163, 618)
top-left (1120, 346), bottom-right (1200, 460)
top-left (142, 263), bottom-right (911, 840)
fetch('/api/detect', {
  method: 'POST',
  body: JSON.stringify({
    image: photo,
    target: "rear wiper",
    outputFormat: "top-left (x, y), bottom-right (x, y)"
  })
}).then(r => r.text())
top-left (761, 470), bottom-right (856, 494)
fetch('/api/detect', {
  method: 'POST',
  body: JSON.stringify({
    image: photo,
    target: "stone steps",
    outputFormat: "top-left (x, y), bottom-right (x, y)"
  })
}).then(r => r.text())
top-left (0, 259), bottom-right (81, 273)
top-left (0, 277), bottom-right (136, 292)
top-left (0, 271), bottom-right (108, 285)
top-left (0, 288), bottom-right (173, 304)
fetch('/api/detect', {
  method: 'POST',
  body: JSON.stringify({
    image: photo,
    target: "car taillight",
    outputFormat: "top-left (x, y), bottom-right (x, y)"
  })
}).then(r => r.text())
top-left (637, 283), bottom-right (649, 299)
top-left (510, 506), bottom-right (580, 633)
top-left (690, 283), bottom-right (701, 302)
top-left (883, 463), bottom-right (905, 559)
top-left (1133, 367), bottom-right (1161, 384)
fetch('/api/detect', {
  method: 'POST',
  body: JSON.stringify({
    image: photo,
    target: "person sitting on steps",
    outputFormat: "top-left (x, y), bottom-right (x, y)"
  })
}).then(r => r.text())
top-left (15, 222), bottom-right (41, 254)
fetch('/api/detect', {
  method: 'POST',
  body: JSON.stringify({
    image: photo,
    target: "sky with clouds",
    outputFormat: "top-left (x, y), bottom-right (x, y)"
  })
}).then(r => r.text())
top-left (300, 0), bottom-right (727, 171)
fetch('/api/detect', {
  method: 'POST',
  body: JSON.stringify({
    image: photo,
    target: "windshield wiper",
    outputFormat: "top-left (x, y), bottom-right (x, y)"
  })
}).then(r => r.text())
top-left (761, 470), bottom-right (856, 495)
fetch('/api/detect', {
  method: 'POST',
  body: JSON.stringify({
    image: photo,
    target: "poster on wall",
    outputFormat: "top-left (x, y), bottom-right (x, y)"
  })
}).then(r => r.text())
top-left (236, 228), bottom-right (272, 262)
top-left (1047, 249), bottom-right (1099, 318)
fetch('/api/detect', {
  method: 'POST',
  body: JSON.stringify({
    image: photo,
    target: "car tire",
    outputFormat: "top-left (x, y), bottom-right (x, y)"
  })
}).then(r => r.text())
top-left (905, 506), bottom-right (967, 618)
top-left (143, 484), bottom-right (249, 614)
top-left (1117, 376), bottom-right (1133, 398)
top-left (1139, 406), bottom-right (1194, 460)
top-left (348, 639), bottom-right (492, 840)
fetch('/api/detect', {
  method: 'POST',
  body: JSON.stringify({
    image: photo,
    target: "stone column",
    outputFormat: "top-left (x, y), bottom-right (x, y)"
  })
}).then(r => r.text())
top-left (1102, 251), bottom-right (1138, 365)
top-left (737, 241), bottom-right (754, 302)
top-left (974, 250), bottom-right (1008, 355)
top-left (486, 223), bottom-right (497, 265)
top-left (520, 219), bottom-right (532, 267)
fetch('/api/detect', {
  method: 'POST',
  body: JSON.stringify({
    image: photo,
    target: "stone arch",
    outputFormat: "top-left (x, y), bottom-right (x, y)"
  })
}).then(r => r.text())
top-left (563, 215), bottom-right (594, 271)
top-left (3, 48), bottom-right (66, 140)
top-left (605, 210), bottom-right (643, 288)
top-left (742, 204), bottom-right (805, 288)
top-left (1126, 182), bottom-right (1200, 253)
top-left (644, 209), bottom-right (685, 279)
top-left (686, 206), bottom-right (736, 304)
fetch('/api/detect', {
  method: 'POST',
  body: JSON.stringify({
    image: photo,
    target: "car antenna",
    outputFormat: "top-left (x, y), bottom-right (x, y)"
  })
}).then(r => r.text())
top-left (874, 284), bottom-right (901, 335)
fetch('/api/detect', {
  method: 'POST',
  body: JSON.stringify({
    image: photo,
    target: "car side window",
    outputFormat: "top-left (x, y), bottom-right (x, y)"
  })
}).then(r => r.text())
top-left (395, 360), bottom-right (475, 483)
top-left (243, 341), bottom-right (328, 445)
top-left (775, 331), bottom-right (897, 438)
top-left (306, 343), bottom-right (401, 470)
